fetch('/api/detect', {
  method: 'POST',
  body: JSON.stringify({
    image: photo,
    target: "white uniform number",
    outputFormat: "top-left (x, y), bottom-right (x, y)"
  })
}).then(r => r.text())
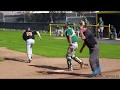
top-left (26, 32), bottom-right (32, 36)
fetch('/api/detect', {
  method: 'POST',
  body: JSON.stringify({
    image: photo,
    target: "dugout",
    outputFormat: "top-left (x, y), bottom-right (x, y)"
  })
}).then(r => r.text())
top-left (96, 11), bottom-right (120, 38)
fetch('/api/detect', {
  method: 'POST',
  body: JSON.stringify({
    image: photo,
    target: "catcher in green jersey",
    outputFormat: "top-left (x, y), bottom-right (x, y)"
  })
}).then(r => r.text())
top-left (65, 22), bottom-right (83, 71)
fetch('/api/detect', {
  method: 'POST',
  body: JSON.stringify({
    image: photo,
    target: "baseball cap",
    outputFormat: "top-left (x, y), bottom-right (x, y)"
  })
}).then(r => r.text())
top-left (65, 21), bottom-right (73, 25)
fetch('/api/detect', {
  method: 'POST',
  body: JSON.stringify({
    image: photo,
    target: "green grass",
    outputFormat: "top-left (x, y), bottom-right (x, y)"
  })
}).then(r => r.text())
top-left (0, 30), bottom-right (120, 59)
top-left (0, 60), bottom-right (4, 62)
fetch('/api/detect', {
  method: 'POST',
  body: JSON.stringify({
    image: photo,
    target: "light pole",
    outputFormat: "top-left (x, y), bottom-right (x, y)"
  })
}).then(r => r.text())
top-left (23, 11), bottom-right (26, 23)
top-left (3, 13), bottom-right (5, 22)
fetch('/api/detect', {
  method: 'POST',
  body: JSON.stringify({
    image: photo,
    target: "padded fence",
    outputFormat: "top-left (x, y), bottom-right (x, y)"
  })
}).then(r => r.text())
top-left (0, 22), bottom-right (50, 31)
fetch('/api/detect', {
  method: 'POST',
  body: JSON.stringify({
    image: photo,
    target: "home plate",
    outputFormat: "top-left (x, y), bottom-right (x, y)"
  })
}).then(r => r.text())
top-left (52, 70), bottom-right (66, 72)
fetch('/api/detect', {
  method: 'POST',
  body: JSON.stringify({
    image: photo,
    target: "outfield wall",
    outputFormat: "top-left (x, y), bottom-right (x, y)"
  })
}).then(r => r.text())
top-left (0, 22), bottom-right (50, 31)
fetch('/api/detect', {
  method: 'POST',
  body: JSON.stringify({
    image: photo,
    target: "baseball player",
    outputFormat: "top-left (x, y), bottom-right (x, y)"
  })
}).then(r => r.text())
top-left (79, 21), bottom-right (102, 77)
top-left (65, 22), bottom-right (83, 71)
top-left (84, 17), bottom-right (90, 25)
top-left (96, 17), bottom-right (104, 39)
top-left (22, 27), bottom-right (42, 63)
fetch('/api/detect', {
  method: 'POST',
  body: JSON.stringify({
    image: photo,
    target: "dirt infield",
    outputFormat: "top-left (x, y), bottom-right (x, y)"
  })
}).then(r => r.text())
top-left (0, 47), bottom-right (120, 79)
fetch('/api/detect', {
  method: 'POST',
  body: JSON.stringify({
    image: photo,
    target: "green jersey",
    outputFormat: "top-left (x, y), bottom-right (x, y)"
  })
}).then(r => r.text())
top-left (65, 28), bottom-right (78, 43)
top-left (76, 26), bottom-right (80, 31)
top-left (85, 19), bottom-right (89, 24)
top-left (98, 20), bottom-right (104, 26)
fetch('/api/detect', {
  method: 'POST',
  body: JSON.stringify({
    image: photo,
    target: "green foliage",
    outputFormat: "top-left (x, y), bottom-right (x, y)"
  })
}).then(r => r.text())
top-left (0, 30), bottom-right (120, 59)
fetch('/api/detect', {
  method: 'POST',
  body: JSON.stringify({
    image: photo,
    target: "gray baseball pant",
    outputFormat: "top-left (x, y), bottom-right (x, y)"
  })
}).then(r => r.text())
top-left (89, 44), bottom-right (101, 75)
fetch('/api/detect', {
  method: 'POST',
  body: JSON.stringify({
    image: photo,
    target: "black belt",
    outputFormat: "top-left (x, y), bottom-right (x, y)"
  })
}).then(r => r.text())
top-left (27, 38), bottom-right (33, 39)
top-left (72, 42), bottom-right (77, 44)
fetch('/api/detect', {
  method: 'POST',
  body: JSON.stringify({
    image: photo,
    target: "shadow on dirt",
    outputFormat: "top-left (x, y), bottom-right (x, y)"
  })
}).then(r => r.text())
top-left (36, 70), bottom-right (93, 78)
top-left (29, 65), bottom-right (93, 78)
top-left (4, 57), bottom-right (28, 63)
top-left (29, 65), bottom-right (66, 70)
top-left (29, 64), bottom-right (89, 70)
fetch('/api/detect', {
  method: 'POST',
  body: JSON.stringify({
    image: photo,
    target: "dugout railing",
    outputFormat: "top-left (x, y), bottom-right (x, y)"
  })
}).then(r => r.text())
top-left (49, 23), bottom-right (111, 38)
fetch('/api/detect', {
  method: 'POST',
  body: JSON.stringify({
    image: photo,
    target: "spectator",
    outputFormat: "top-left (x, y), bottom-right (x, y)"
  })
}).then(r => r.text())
top-left (110, 25), bottom-right (117, 40)
top-left (55, 26), bottom-right (59, 36)
top-left (118, 31), bottom-right (120, 38)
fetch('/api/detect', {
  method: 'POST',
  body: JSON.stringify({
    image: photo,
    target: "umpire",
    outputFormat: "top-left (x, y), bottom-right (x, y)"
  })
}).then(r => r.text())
top-left (79, 21), bottom-right (102, 77)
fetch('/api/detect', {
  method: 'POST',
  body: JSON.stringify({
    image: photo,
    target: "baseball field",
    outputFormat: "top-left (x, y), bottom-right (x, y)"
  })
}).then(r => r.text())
top-left (0, 30), bottom-right (120, 79)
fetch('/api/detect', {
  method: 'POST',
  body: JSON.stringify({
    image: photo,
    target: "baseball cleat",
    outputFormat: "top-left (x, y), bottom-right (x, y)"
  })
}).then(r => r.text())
top-left (80, 61), bottom-right (84, 69)
top-left (68, 68), bottom-right (73, 71)
top-left (28, 59), bottom-right (32, 63)
top-left (68, 66), bottom-right (73, 71)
